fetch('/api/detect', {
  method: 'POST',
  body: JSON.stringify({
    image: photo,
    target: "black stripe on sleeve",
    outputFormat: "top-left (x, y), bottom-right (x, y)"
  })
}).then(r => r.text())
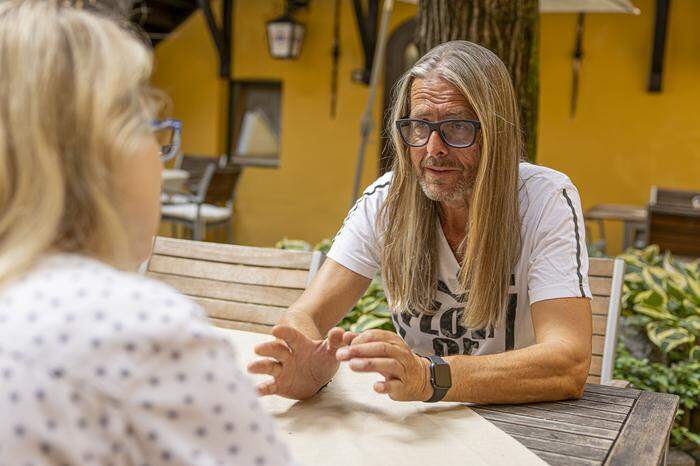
top-left (562, 189), bottom-right (586, 298)
top-left (333, 180), bottom-right (391, 240)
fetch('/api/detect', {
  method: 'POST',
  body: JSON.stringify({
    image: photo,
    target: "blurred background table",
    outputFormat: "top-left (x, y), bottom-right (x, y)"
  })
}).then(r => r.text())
top-left (162, 168), bottom-right (189, 193)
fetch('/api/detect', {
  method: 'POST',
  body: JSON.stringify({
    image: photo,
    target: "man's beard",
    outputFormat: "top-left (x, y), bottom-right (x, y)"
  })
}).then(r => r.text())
top-left (418, 156), bottom-right (475, 203)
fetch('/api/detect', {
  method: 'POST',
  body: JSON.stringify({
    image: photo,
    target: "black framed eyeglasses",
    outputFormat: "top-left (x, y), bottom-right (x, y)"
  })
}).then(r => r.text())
top-left (395, 118), bottom-right (481, 149)
top-left (152, 118), bottom-right (182, 162)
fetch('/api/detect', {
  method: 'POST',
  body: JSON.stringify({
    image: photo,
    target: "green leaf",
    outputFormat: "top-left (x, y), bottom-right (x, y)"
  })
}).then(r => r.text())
top-left (646, 322), bottom-right (694, 353)
top-left (665, 279), bottom-right (688, 302)
top-left (680, 316), bottom-right (700, 333)
top-left (686, 276), bottom-right (700, 305)
top-left (641, 268), bottom-right (669, 305)
top-left (351, 315), bottom-right (392, 332)
top-left (633, 289), bottom-right (666, 307)
top-left (634, 304), bottom-right (676, 321)
top-left (689, 346), bottom-right (700, 362)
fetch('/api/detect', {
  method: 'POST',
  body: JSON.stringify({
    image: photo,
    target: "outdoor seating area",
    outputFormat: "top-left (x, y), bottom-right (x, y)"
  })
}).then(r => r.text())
top-left (1, 0), bottom-right (698, 465)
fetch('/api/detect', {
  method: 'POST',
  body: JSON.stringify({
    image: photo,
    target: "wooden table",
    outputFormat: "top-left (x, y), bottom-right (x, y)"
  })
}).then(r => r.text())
top-left (472, 384), bottom-right (678, 465)
top-left (585, 204), bottom-right (648, 252)
top-left (223, 329), bottom-right (678, 466)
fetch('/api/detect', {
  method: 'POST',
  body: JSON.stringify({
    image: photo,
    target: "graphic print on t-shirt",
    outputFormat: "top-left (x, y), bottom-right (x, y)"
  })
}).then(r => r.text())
top-left (391, 274), bottom-right (518, 357)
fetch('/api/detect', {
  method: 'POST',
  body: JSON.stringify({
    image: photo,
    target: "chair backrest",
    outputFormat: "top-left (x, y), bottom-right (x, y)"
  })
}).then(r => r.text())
top-left (651, 186), bottom-right (700, 209)
top-left (647, 204), bottom-right (700, 258)
top-left (588, 257), bottom-right (626, 384)
top-left (204, 165), bottom-right (242, 205)
top-left (179, 154), bottom-right (217, 196)
top-left (145, 237), bottom-right (325, 334)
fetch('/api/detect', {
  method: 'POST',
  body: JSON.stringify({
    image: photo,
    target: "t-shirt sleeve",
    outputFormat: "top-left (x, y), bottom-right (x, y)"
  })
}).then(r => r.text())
top-left (527, 186), bottom-right (593, 304)
top-left (327, 176), bottom-right (390, 279)
top-left (125, 310), bottom-right (296, 466)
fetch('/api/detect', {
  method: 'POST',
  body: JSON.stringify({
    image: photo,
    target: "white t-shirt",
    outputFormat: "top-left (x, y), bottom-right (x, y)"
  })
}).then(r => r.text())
top-left (0, 254), bottom-right (294, 466)
top-left (328, 162), bottom-right (592, 357)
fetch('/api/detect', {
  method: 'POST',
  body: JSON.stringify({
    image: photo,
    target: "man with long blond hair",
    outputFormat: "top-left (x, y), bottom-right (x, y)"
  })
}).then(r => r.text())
top-left (249, 41), bottom-right (593, 404)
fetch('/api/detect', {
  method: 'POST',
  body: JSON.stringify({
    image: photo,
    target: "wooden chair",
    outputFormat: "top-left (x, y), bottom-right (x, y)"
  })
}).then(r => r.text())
top-left (588, 257), bottom-right (626, 385)
top-left (650, 185), bottom-right (700, 210)
top-left (144, 236), bottom-right (324, 333)
top-left (161, 165), bottom-right (242, 242)
top-left (144, 238), bottom-right (626, 384)
top-left (646, 204), bottom-right (700, 259)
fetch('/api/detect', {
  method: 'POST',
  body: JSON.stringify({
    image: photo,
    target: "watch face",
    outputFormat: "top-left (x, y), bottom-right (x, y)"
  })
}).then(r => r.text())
top-left (432, 363), bottom-right (452, 389)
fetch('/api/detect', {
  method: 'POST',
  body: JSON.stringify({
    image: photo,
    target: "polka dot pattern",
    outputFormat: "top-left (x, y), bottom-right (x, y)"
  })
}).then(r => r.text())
top-left (0, 254), bottom-right (295, 465)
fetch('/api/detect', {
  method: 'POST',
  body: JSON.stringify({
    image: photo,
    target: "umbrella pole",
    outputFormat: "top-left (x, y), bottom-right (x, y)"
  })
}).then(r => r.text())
top-left (350, 0), bottom-right (394, 208)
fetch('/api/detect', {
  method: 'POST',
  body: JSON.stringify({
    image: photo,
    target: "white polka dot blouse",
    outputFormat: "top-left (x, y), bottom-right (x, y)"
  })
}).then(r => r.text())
top-left (0, 253), bottom-right (295, 466)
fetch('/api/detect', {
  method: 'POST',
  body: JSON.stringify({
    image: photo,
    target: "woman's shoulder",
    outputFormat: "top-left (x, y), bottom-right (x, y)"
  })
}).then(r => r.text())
top-left (0, 253), bottom-right (215, 396)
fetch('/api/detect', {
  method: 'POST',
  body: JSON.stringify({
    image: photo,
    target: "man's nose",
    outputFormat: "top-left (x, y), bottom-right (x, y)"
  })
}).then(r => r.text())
top-left (426, 129), bottom-right (448, 157)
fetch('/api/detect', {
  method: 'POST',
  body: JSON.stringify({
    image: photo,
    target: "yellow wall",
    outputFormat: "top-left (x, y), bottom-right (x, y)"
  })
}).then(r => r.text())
top-left (538, 0), bottom-right (700, 253)
top-left (153, 0), bottom-right (700, 253)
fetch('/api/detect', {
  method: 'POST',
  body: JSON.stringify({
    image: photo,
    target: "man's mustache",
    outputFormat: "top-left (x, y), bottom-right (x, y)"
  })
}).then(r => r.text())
top-left (421, 156), bottom-right (462, 170)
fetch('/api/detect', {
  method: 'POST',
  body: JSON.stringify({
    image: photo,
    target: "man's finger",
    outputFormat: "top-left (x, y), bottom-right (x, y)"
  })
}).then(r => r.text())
top-left (271, 325), bottom-right (307, 350)
top-left (256, 380), bottom-right (277, 397)
top-left (336, 341), bottom-right (400, 361)
top-left (254, 340), bottom-right (291, 362)
top-left (342, 331), bottom-right (358, 346)
top-left (348, 357), bottom-right (403, 379)
top-left (325, 327), bottom-right (345, 351)
top-left (351, 329), bottom-right (401, 346)
top-left (373, 379), bottom-right (402, 396)
top-left (247, 358), bottom-right (283, 377)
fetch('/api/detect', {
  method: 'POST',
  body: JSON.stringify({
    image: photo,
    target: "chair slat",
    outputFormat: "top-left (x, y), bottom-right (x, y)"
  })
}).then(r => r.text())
top-left (590, 276), bottom-right (613, 297)
top-left (148, 272), bottom-right (303, 307)
top-left (208, 317), bottom-right (273, 335)
top-left (152, 237), bottom-right (313, 269)
top-left (592, 335), bottom-right (604, 356)
top-left (149, 254), bottom-right (309, 289)
top-left (593, 315), bottom-right (607, 335)
top-left (589, 258), bottom-right (614, 277)
top-left (192, 296), bottom-right (284, 326)
top-left (591, 296), bottom-right (610, 316)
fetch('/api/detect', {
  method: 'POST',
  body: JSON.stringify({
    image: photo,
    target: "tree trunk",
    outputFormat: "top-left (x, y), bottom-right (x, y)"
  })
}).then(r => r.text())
top-left (415, 0), bottom-right (539, 161)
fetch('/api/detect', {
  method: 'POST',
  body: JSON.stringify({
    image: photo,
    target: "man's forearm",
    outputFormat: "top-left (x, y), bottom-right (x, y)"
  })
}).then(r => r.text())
top-left (442, 341), bottom-right (590, 404)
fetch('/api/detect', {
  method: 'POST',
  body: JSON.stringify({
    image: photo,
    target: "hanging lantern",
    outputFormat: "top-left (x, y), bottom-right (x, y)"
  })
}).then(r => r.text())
top-left (266, 1), bottom-right (308, 59)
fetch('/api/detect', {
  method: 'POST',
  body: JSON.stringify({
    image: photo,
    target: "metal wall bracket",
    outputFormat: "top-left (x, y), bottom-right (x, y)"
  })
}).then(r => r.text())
top-left (648, 0), bottom-right (671, 92)
top-left (352, 0), bottom-right (379, 85)
top-left (197, 0), bottom-right (232, 78)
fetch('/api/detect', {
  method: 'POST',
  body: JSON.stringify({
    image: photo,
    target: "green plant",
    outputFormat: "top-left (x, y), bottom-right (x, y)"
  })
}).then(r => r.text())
top-left (614, 344), bottom-right (700, 447)
top-left (275, 238), bottom-right (394, 332)
top-left (616, 245), bottom-right (700, 447)
top-left (619, 245), bottom-right (700, 362)
top-left (275, 238), bottom-right (333, 254)
top-left (338, 277), bottom-right (395, 333)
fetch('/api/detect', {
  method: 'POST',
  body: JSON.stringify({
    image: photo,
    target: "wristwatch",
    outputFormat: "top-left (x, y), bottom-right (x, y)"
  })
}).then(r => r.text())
top-left (422, 355), bottom-right (452, 402)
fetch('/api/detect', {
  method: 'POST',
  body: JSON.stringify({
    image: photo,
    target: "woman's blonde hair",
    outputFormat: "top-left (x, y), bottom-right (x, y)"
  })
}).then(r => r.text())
top-left (381, 40), bottom-right (522, 330)
top-left (0, 0), bottom-right (156, 285)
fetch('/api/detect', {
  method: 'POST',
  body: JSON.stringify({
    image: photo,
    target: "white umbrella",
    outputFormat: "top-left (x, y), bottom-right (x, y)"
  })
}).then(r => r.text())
top-left (398, 0), bottom-right (639, 13)
top-left (540, 0), bottom-right (640, 14)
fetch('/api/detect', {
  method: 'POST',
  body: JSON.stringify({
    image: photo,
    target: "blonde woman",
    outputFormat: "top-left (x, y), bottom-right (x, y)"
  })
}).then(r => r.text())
top-left (250, 41), bottom-right (593, 405)
top-left (0, 2), bottom-right (293, 465)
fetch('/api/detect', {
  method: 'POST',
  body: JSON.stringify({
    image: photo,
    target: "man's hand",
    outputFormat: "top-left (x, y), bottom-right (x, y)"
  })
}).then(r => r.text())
top-left (336, 329), bottom-right (433, 402)
top-left (247, 325), bottom-right (355, 400)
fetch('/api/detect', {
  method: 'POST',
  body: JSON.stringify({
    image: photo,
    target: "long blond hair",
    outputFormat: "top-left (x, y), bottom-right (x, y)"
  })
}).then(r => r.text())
top-left (0, 0), bottom-right (156, 285)
top-left (381, 41), bottom-right (522, 330)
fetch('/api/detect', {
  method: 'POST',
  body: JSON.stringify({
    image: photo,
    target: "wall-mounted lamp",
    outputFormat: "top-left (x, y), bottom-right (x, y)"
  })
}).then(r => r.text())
top-left (266, 0), bottom-right (310, 59)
